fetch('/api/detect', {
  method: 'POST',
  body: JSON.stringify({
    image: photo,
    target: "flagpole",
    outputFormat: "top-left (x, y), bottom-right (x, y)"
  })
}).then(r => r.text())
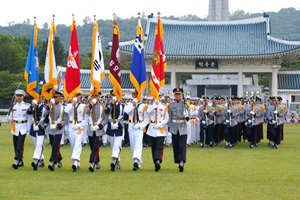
top-left (94, 14), bottom-right (97, 96)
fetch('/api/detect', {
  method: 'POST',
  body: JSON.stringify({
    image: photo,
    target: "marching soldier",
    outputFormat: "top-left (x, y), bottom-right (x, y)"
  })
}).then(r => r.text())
top-left (26, 94), bottom-right (48, 170)
top-left (198, 96), bottom-right (214, 147)
top-left (85, 92), bottom-right (105, 172)
top-left (146, 95), bottom-right (169, 172)
top-left (7, 89), bottom-right (30, 169)
top-left (275, 96), bottom-right (287, 148)
top-left (46, 91), bottom-right (68, 171)
top-left (246, 96), bottom-right (264, 148)
top-left (168, 88), bottom-right (189, 172)
top-left (97, 92), bottom-right (124, 171)
top-left (64, 92), bottom-right (88, 172)
top-left (214, 97), bottom-right (225, 145)
top-left (224, 97), bottom-right (238, 148)
top-left (124, 91), bottom-right (149, 171)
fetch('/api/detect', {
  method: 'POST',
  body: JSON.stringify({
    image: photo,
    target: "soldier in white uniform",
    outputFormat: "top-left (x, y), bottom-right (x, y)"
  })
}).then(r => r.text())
top-left (146, 96), bottom-right (169, 172)
top-left (7, 89), bottom-right (30, 169)
top-left (124, 92), bottom-right (149, 171)
top-left (85, 92), bottom-right (105, 172)
top-left (46, 91), bottom-right (68, 171)
top-left (26, 94), bottom-right (48, 170)
top-left (64, 92), bottom-right (88, 172)
top-left (168, 88), bottom-right (189, 172)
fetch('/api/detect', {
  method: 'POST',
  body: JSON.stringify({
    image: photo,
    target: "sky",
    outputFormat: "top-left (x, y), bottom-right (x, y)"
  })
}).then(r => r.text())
top-left (1, 0), bottom-right (299, 27)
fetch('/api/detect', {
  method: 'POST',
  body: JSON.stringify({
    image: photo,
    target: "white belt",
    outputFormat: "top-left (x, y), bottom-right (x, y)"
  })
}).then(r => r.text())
top-left (172, 120), bottom-right (185, 124)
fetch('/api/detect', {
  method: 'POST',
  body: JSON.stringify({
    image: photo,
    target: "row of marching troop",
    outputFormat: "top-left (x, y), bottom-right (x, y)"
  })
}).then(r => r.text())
top-left (6, 87), bottom-right (287, 173)
top-left (6, 87), bottom-right (191, 173)
top-left (185, 94), bottom-right (287, 149)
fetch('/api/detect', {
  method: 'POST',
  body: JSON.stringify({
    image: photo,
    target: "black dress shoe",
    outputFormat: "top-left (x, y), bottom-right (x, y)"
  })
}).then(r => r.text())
top-left (155, 162), bottom-right (161, 172)
top-left (48, 164), bottom-right (54, 171)
top-left (89, 166), bottom-right (94, 172)
top-left (72, 165), bottom-right (78, 172)
top-left (178, 165), bottom-right (184, 172)
top-left (133, 162), bottom-right (139, 171)
top-left (12, 163), bottom-right (19, 169)
top-left (31, 162), bottom-right (38, 171)
top-left (110, 163), bottom-right (116, 171)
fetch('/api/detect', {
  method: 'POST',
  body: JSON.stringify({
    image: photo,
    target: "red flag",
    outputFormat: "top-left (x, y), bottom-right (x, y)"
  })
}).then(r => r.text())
top-left (150, 17), bottom-right (167, 101)
top-left (109, 18), bottom-right (122, 100)
top-left (64, 20), bottom-right (81, 101)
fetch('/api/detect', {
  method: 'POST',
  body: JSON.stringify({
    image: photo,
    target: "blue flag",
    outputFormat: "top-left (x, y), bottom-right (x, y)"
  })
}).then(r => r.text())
top-left (24, 22), bottom-right (39, 100)
top-left (129, 18), bottom-right (146, 101)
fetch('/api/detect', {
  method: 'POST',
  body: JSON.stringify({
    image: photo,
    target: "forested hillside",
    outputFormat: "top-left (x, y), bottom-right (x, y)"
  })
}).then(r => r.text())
top-left (1, 8), bottom-right (300, 55)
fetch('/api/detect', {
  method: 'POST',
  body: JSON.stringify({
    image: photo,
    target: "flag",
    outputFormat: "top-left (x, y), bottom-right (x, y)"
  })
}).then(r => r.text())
top-left (90, 19), bottom-right (105, 97)
top-left (24, 21), bottom-right (39, 100)
top-left (149, 17), bottom-right (167, 101)
top-left (42, 19), bottom-right (58, 100)
top-left (64, 19), bottom-right (81, 101)
top-left (129, 17), bottom-right (146, 101)
top-left (109, 18), bottom-right (122, 100)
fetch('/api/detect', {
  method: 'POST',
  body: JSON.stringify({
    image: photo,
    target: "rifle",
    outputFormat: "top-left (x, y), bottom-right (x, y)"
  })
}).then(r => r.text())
top-left (274, 100), bottom-right (278, 129)
top-left (7, 82), bottom-right (21, 116)
top-left (203, 101), bottom-right (208, 128)
top-left (227, 99), bottom-right (232, 127)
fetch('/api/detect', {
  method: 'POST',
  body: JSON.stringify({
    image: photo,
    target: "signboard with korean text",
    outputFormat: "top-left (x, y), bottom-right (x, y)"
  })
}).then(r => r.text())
top-left (195, 59), bottom-right (218, 69)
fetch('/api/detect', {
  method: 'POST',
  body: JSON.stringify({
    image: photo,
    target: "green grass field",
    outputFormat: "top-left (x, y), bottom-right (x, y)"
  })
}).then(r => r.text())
top-left (0, 122), bottom-right (299, 200)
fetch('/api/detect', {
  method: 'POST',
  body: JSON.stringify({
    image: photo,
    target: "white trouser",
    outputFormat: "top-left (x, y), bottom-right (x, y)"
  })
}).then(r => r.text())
top-left (82, 127), bottom-right (88, 144)
top-left (128, 125), bottom-right (143, 164)
top-left (69, 130), bottom-right (83, 162)
top-left (32, 134), bottom-right (45, 160)
top-left (108, 135), bottom-right (122, 160)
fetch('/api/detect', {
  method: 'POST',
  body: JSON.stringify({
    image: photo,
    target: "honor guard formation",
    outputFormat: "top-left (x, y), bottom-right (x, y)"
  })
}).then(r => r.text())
top-left (6, 88), bottom-right (288, 172)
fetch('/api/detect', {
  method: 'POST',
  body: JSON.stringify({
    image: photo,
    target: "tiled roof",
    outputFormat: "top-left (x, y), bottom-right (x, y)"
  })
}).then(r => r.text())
top-left (278, 71), bottom-right (300, 91)
top-left (57, 66), bottom-right (134, 91)
top-left (119, 16), bottom-right (300, 59)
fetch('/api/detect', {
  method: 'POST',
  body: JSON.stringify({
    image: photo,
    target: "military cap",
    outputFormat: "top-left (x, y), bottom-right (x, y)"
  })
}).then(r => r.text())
top-left (211, 96), bottom-right (218, 101)
top-left (15, 89), bottom-right (26, 96)
top-left (173, 87), bottom-right (183, 94)
top-left (75, 91), bottom-right (82, 96)
top-left (54, 91), bottom-right (63, 97)
top-left (203, 96), bottom-right (209, 101)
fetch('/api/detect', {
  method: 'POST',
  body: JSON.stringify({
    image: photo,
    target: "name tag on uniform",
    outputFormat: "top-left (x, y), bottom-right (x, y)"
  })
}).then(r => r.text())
top-left (173, 111), bottom-right (177, 115)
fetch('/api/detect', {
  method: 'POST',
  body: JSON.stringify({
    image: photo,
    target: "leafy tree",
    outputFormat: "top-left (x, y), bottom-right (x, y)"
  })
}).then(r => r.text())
top-left (0, 71), bottom-right (26, 108)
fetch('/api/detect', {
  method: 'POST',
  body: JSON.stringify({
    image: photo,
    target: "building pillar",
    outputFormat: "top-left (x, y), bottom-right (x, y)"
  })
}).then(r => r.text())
top-left (271, 65), bottom-right (280, 96)
top-left (238, 68), bottom-right (243, 97)
top-left (170, 66), bottom-right (176, 90)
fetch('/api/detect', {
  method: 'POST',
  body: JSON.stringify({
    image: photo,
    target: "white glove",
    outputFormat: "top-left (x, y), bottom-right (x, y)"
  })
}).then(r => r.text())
top-left (91, 125), bottom-right (99, 131)
top-left (272, 120), bottom-right (276, 124)
top-left (225, 120), bottom-right (229, 123)
top-left (33, 124), bottom-right (39, 131)
top-left (250, 111), bottom-right (255, 115)
top-left (227, 110), bottom-right (231, 114)
top-left (92, 98), bottom-right (97, 105)
top-left (202, 120), bottom-right (206, 125)
top-left (6, 115), bottom-right (11, 123)
top-left (274, 110), bottom-right (278, 114)
top-left (32, 99), bottom-right (38, 106)
top-left (50, 124), bottom-right (57, 130)
top-left (50, 98), bottom-right (55, 104)
top-left (132, 124), bottom-right (140, 130)
top-left (248, 119), bottom-right (252, 124)
top-left (111, 122), bottom-right (119, 130)
top-left (72, 97), bottom-right (77, 103)
top-left (153, 123), bottom-right (162, 129)
top-left (73, 124), bottom-right (81, 130)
